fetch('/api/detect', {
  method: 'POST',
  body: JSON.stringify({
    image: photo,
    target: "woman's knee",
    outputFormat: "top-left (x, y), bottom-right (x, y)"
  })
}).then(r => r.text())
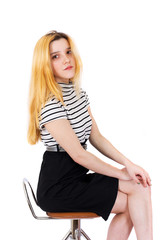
top-left (119, 179), bottom-right (151, 197)
top-left (111, 191), bottom-right (129, 214)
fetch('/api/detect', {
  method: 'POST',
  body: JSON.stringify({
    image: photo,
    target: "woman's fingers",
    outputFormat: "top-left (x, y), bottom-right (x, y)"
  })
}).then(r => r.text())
top-left (145, 172), bottom-right (152, 186)
top-left (136, 171), bottom-right (152, 187)
top-left (143, 170), bottom-right (152, 186)
top-left (136, 174), bottom-right (147, 187)
top-left (132, 174), bottom-right (141, 184)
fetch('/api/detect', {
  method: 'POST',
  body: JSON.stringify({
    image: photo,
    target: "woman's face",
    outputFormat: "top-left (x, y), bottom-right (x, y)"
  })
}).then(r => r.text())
top-left (49, 38), bottom-right (76, 84)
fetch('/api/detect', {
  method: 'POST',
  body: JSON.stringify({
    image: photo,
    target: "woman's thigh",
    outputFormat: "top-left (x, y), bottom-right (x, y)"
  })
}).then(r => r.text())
top-left (111, 179), bottom-right (151, 214)
top-left (111, 190), bottom-right (128, 214)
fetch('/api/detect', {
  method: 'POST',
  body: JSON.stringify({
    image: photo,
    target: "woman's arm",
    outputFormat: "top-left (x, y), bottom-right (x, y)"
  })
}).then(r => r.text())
top-left (88, 107), bottom-right (151, 187)
top-left (44, 119), bottom-right (130, 181)
top-left (88, 107), bottom-right (129, 166)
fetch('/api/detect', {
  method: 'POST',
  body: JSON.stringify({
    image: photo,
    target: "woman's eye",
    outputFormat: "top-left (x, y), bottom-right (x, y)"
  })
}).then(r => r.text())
top-left (52, 55), bottom-right (58, 59)
top-left (67, 50), bottom-right (72, 54)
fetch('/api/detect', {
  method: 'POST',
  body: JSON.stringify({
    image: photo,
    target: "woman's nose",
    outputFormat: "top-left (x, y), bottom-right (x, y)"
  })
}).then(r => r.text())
top-left (63, 54), bottom-right (70, 64)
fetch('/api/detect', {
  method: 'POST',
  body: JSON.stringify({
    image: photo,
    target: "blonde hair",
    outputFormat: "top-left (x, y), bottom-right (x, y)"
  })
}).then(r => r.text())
top-left (27, 31), bottom-right (83, 145)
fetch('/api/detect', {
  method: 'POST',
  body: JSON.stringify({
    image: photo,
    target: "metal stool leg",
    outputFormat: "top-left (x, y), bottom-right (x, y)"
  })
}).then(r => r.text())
top-left (71, 220), bottom-right (81, 240)
top-left (62, 220), bottom-right (81, 240)
top-left (62, 219), bottom-right (92, 240)
top-left (81, 229), bottom-right (91, 240)
top-left (62, 230), bottom-right (72, 240)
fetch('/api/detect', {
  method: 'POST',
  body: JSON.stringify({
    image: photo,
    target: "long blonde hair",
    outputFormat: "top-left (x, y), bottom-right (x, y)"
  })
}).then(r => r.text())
top-left (27, 31), bottom-right (82, 145)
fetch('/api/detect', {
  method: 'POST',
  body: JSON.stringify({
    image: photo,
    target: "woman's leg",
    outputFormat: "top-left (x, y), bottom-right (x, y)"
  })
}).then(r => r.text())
top-left (119, 180), bottom-right (153, 240)
top-left (107, 191), bottom-right (133, 240)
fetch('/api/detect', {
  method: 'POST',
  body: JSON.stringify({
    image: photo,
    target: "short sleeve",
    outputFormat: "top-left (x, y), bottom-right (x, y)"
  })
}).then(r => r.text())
top-left (39, 99), bottom-right (67, 130)
top-left (82, 90), bottom-right (90, 107)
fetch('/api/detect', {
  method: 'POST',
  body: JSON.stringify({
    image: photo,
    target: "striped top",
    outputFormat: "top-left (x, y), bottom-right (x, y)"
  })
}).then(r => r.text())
top-left (39, 82), bottom-right (92, 148)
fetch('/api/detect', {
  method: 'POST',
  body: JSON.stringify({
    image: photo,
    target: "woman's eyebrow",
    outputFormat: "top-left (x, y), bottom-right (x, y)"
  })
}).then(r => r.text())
top-left (50, 47), bottom-right (71, 56)
top-left (50, 51), bottom-right (59, 56)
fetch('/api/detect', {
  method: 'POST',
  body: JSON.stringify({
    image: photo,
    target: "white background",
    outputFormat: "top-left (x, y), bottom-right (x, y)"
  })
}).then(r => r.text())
top-left (0, 0), bottom-right (160, 239)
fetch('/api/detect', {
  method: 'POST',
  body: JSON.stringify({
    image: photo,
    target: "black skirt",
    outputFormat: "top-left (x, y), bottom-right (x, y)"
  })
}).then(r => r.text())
top-left (37, 151), bottom-right (119, 221)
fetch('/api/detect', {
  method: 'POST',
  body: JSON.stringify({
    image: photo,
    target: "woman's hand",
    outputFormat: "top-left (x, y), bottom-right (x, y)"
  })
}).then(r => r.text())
top-left (124, 161), bottom-right (152, 187)
top-left (121, 167), bottom-right (132, 181)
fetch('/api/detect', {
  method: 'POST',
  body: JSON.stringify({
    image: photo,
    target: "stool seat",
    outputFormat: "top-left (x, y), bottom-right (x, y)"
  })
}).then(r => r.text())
top-left (47, 212), bottom-right (99, 219)
top-left (23, 178), bottom-right (99, 239)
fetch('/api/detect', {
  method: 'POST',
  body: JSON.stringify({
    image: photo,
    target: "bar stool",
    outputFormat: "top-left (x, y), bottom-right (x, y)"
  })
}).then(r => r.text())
top-left (23, 178), bottom-right (99, 240)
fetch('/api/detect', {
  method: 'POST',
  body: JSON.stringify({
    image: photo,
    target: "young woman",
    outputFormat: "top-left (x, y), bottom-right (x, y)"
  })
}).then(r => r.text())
top-left (28, 31), bottom-right (153, 240)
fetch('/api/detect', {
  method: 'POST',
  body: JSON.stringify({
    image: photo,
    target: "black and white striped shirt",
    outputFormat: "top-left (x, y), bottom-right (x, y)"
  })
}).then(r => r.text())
top-left (39, 82), bottom-right (92, 148)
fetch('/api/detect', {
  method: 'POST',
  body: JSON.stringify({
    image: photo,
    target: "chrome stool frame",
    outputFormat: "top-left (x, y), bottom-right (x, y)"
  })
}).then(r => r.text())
top-left (23, 178), bottom-right (99, 240)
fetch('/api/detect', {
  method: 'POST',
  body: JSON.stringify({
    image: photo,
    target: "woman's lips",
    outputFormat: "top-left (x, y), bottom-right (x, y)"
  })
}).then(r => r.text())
top-left (64, 66), bottom-right (73, 70)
